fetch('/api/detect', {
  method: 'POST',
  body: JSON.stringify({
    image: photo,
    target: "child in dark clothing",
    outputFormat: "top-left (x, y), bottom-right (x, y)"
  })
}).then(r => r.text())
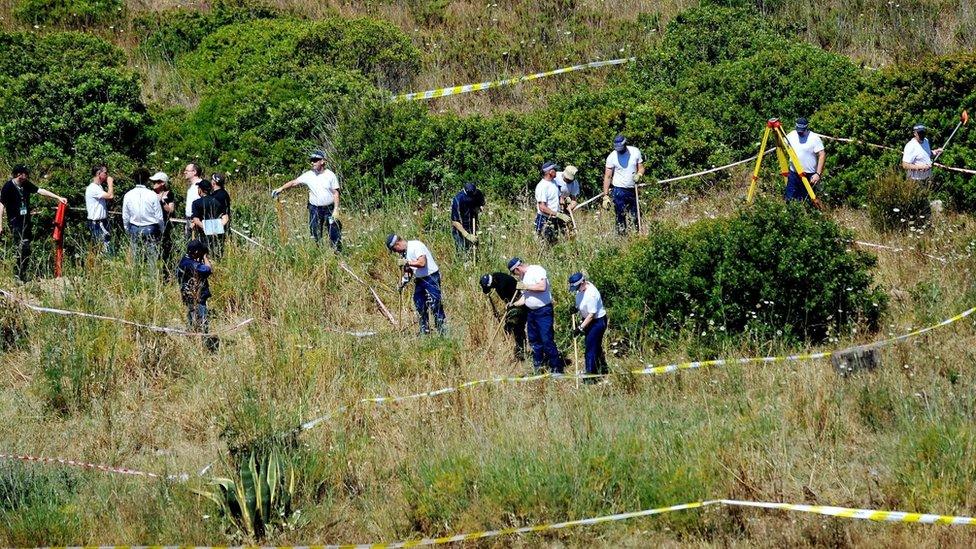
top-left (176, 239), bottom-right (212, 334)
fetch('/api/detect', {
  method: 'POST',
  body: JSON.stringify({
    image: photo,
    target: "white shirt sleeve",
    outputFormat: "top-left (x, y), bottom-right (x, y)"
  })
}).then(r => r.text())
top-left (295, 171), bottom-right (313, 187)
top-left (605, 152), bottom-right (616, 169)
top-left (902, 141), bottom-right (916, 164)
top-left (534, 181), bottom-right (547, 204)
top-left (327, 170), bottom-right (340, 190)
top-left (122, 194), bottom-right (132, 226)
top-left (633, 146), bottom-right (644, 164)
top-left (810, 133), bottom-right (825, 154)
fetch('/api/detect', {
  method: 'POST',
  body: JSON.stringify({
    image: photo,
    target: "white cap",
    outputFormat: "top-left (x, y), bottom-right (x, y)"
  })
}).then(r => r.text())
top-left (149, 171), bottom-right (170, 183)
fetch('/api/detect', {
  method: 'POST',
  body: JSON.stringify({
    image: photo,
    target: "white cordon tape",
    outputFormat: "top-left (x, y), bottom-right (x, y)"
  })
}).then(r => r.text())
top-left (820, 135), bottom-right (976, 175)
top-left (0, 289), bottom-right (255, 337)
top-left (0, 452), bottom-right (187, 482)
top-left (29, 499), bottom-right (976, 549)
top-left (855, 240), bottom-right (949, 264)
top-left (298, 306), bottom-right (975, 432)
top-left (392, 57), bottom-right (635, 102)
top-left (575, 149), bottom-right (776, 210)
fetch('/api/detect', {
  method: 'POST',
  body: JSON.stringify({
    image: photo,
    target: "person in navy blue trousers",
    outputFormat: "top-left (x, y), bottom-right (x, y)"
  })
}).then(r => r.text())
top-left (387, 233), bottom-right (446, 335)
top-left (508, 257), bottom-right (563, 374)
top-left (569, 272), bottom-right (608, 382)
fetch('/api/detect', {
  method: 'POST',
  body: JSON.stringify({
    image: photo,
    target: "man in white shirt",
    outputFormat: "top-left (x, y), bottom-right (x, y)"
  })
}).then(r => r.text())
top-left (509, 257), bottom-right (563, 374)
top-left (569, 272), bottom-right (608, 382)
top-left (122, 169), bottom-right (165, 261)
top-left (535, 162), bottom-right (571, 245)
top-left (784, 117), bottom-right (826, 202)
top-left (602, 135), bottom-right (645, 235)
top-left (183, 163), bottom-right (203, 237)
top-left (85, 164), bottom-right (114, 254)
top-left (387, 233), bottom-right (445, 335)
top-left (273, 150), bottom-right (342, 251)
top-left (555, 165), bottom-right (580, 211)
top-left (902, 124), bottom-right (942, 181)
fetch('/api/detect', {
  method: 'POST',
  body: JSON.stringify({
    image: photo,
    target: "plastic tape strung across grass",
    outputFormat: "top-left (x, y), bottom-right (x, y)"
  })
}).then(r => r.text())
top-left (855, 240), bottom-right (949, 264)
top-left (0, 289), bottom-right (255, 337)
top-left (0, 452), bottom-right (187, 482)
top-left (32, 499), bottom-right (976, 549)
top-left (298, 306), bottom-right (976, 431)
top-left (391, 57), bottom-right (635, 102)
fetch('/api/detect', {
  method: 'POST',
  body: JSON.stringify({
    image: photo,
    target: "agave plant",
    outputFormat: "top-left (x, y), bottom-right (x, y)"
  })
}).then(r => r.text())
top-left (194, 447), bottom-right (298, 540)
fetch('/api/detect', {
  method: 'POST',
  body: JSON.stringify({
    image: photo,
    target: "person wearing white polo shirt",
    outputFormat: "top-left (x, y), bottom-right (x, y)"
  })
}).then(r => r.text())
top-left (602, 134), bottom-right (645, 235)
top-left (272, 149), bottom-right (342, 251)
top-left (902, 124), bottom-right (943, 181)
top-left (85, 164), bottom-right (114, 254)
top-left (569, 272), bottom-right (608, 382)
top-left (508, 257), bottom-right (563, 374)
top-left (386, 233), bottom-right (446, 335)
top-left (535, 162), bottom-right (571, 245)
top-left (784, 117), bottom-right (826, 202)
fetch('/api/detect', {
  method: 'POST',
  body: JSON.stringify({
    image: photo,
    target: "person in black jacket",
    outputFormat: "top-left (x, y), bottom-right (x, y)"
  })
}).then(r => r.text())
top-left (480, 272), bottom-right (527, 361)
top-left (190, 178), bottom-right (229, 256)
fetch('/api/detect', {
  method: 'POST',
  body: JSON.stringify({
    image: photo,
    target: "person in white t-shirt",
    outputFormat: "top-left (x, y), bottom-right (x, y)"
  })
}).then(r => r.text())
top-left (84, 164), bottom-right (114, 254)
top-left (273, 150), bottom-right (343, 251)
top-left (508, 257), bottom-right (563, 374)
top-left (568, 272), bottom-right (608, 381)
top-left (387, 233), bottom-right (445, 335)
top-left (535, 162), bottom-right (571, 245)
top-left (902, 124), bottom-right (942, 181)
top-left (602, 134), bottom-right (645, 235)
top-left (183, 163), bottom-right (203, 237)
top-left (784, 118), bottom-right (826, 202)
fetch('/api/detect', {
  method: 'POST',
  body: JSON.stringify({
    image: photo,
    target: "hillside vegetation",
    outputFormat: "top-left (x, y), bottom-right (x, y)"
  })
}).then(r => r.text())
top-left (1, 0), bottom-right (976, 546)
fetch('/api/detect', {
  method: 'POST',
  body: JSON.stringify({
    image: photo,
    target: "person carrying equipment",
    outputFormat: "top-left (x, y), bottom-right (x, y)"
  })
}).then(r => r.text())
top-left (0, 165), bottom-right (68, 280)
top-left (451, 182), bottom-right (485, 253)
top-left (508, 257), bottom-right (563, 374)
top-left (902, 124), bottom-right (943, 181)
top-left (784, 118), bottom-right (826, 202)
top-left (568, 272), bottom-right (608, 382)
top-left (480, 272), bottom-right (527, 361)
top-left (387, 233), bottom-right (446, 335)
top-left (535, 162), bottom-right (571, 245)
top-left (272, 150), bottom-right (342, 251)
top-left (602, 135), bottom-right (645, 235)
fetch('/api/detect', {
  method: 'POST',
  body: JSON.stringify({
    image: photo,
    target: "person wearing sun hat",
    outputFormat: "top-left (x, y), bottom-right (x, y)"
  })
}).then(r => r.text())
top-left (535, 162), bottom-right (571, 245)
top-left (568, 272), bottom-right (608, 382)
top-left (508, 257), bottom-right (563, 374)
top-left (149, 171), bottom-right (177, 270)
top-left (555, 164), bottom-right (580, 212)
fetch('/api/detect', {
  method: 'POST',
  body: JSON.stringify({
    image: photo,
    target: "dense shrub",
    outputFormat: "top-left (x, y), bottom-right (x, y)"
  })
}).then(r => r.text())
top-left (590, 200), bottom-right (887, 346)
top-left (134, 0), bottom-right (283, 61)
top-left (13, 0), bottom-right (122, 27)
top-left (0, 31), bottom-right (124, 77)
top-left (866, 171), bottom-right (932, 232)
top-left (179, 17), bottom-right (421, 91)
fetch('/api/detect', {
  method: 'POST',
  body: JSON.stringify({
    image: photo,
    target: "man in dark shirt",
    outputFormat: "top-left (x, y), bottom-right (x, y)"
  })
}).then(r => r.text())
top-left (480, 271), bottom-right (527, 361)
top-left (150, 172), bottom-right (177, 275)
top-left (190, 178), bottom-right (229, 256)
top-left (450, 182), bottom-right (485, 253)
top-left (210, 173), bottom-right (231, 222)
top-left (0, 165), bottom-right (67, 280)
top-left (176, 239), bottom-right (217, 351)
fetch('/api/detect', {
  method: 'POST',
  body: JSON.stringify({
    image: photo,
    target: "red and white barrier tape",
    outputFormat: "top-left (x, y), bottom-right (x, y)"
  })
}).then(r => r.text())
top-left (0, 452), bottom-right (187, 481)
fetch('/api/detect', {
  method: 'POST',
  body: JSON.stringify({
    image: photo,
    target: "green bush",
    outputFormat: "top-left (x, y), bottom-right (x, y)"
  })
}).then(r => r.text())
top-left (590, 200), bottom-right (887, 346)
top-left (866, 171), bottom-right (932, 232)
top-left (13, 0), bottom-right (122, 27)
top-left (134, 0), bottom-right (283, 61)
top-left (179, 17), bottom-right (420, 91)
top-left (0, 31), bottom-right (124, 77)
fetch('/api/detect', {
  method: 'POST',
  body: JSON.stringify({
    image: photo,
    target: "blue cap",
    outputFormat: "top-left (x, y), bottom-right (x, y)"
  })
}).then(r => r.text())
top-left (541, 161), bottom-right (557, 173)
top-left (568, 272), bottom-right (584, 291)
top-left (464, 182), bottom-right (477, 194)
top-left (913, 123), bottom-right (926, 133)
top-left (385, 233), bottom-right (399, 250)
top-left (479, 274), bottom-right (492, 293)
top-left (613, 134), bottom-right (627, 145)
top-left (507, 257), bottom-right (523, 272)
top-left (795, 118), bottom-right (809, 132)
top-left (309, 150), bottom-right (326, 160)
top-left (187, 239), bottom-right (208, 256)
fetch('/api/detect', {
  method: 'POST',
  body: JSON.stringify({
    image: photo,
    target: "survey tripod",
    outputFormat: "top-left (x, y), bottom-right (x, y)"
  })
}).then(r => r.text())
top-left (748, 118), bottom-right (823, 210)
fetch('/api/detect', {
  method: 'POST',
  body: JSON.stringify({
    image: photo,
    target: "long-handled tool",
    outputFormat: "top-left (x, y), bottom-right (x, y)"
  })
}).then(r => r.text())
top-left (633, 182), bottom-right (643, 234)
top-left (274, 198), bottom-right (288, 244)
top-left (933, 110), bottom-right (969, 161)
top-left (571, 315), bottom-right (580, 388)
top-left (485, 291), bottom-right (520, 361)
top-left (748, 118), bottom-right (824, 210)
top-left (472, 216), bottom-right (478, 264)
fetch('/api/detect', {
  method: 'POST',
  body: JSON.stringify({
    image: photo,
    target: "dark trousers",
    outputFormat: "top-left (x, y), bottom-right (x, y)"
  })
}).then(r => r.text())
top-left (527, 304), bottom-right (562, 373)
top-left (583, 315), bottom-right (609, 377)
top-left (785, 171), bottom-right (819, 202)
top-left (127, 224), bottom-right (161, 261)
top-left (534, 213), bottom-right (564, 245)
top-left (308, 203), bottom-right (342, 251)
top-left (87, 219), bottom-right (110, 254)
top-left (186, 301), bottom-right (209, 332)
top-left (414, 271), bottom-right (446, 334)
top-left (612, 187), bottom-right (638, 235)
top-left (504, 305), bottom-right (528, 360)
top-left (8, 218), bottom-right (31, 280)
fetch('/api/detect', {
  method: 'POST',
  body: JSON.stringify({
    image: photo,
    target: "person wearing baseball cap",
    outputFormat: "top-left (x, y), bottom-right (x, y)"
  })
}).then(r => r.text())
top-left (535, 162), bottom-right (572, 245)
top-left (602, 134), bottom-right (645, 235)
top-left (784, 117), bottom-right (826, 202)
top-left (150, 171), bottom-right (177, 270)
top-left (450, 181), bottom-right (485, 253)
top-left (555, 165), bottom-right (580, 212)
top-left (386, 233), bottom-right (446, 335)
top-left (85, 165), bottom-right (115, 255)
top-left (480, 271), bottom-right (527, 361)
top-left (568, 272), bottom-right (608, 382)
top-left (902, 123), bottom-right (942, 181)
top-left (272, 149), bottom-right (342, 251)
top-left (508, 257), bottom-right (564, 374)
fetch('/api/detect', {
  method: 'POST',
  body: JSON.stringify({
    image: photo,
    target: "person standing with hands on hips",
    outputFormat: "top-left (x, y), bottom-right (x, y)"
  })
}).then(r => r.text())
top-left (272, 150), bottom-right (342, 251)
top-left (602, 135), bottom-right (644, 235)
